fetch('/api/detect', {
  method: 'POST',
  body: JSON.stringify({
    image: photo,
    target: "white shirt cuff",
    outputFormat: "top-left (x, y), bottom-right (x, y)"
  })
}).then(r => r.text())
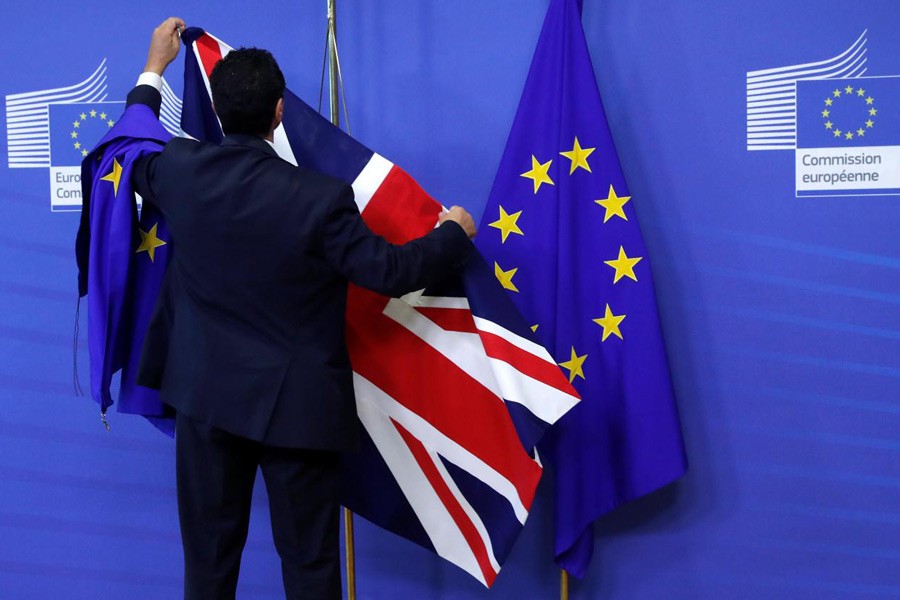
top-left (136, 72), bottom-right (163, 91)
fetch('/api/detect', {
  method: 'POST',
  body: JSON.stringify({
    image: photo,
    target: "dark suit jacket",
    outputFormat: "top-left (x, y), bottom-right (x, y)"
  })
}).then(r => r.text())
top-left (128, 85), bottom-right (471, 450)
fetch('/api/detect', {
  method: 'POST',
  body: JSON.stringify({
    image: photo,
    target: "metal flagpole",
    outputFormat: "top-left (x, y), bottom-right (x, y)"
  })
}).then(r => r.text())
top-left (560, 569), bottom-right (569, 600)
top-left (327, 0), bottom-right (340, 128)
top-left (344, 506), bottom-right (356, 600)
top-left (323, 3), bottom-right (357, 598)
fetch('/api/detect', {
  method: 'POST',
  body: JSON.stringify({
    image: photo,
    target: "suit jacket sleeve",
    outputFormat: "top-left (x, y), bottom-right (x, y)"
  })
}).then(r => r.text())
top-left (126, 84), bottom-right (163, 209)
top-left (321, 185), bottom-right (472, 297)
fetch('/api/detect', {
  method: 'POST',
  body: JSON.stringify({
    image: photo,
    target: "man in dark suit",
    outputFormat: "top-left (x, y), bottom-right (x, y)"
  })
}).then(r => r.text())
top-left (130, 18), bottom-right (476, 599)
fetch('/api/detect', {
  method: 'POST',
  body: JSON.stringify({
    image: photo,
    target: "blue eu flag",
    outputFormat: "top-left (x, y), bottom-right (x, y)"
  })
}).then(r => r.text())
top-left (475, 0), bottom-right (687, 577)
top-left (796, 76), bottom-right (900, 149)
top-left (76, 102), bottom-right (175, 435)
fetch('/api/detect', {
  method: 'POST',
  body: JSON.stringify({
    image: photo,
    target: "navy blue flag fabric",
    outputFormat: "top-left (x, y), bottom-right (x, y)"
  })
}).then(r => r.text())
top-left (76, 103), bottom-right (175, 435)
top-left (475, 0), bottom-right (688, 577)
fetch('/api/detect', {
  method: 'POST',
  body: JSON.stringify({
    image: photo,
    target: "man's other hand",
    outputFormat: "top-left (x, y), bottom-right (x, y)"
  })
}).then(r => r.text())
top-left (144, 17), bottom-right (186, 76)
top-left (439, 206), bottom-right (476, 239)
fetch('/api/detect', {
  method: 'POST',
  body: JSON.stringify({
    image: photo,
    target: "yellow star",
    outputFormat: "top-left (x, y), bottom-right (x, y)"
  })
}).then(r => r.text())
top-left (488, 205), bottom-right (524, 243)
top-left (592, 304), bottom-right (626, 341)
top-left (833, 129), bottom-right (842, 138)
top-left (866, 119), bottom-right (874, 128)
top-left (832, 89), bottom-right (841, 98)
top-left (824, 98), bottom-right (833, 106)
top-left (90, 109), bottom-right (97, 117)
top-left (558, 346), bottom-right (587, 383)
top-left (100, 112), bottom-right (107, 120)
top-left (136, 223), bottom-right (167, 262)
top-left (70, 131), bottom-right (78, 139)
top-left (107, 119), bottom-right (115, 127)
top-left (520, 155), bottom-right (554, 194)
top-left (821, 109), bottom-right (830, 117)
top-left (494, 262), bottom-right (519, 292)
top-left (559, 137), bottom-right (595, 174)
top-left (869, 107), bottom-right (877, 116)
top-left (845, 131), bottom-right (854, 140)
top-left (857, 128), bottom-right (865, 137)
top-left (603, 246), bottom-right (643, 283)
top-left (81, 149), bottom-right (89, 157)
top-left (595, 184), bottom-right (630, 222)
top-left (844, 85), bottom-right (853, 94)
top-left (100, 157), bottom-right (123, 196)
top-left (857, 88), bottom-right (866, 97)
top-left (73, 121), bottom-right (80, 128)
top-left (73, 142), bottom-right (81, 149)
top-left (80, 113), bottom-right (87, 120)
top-left (866, 96), bottom-right (874, 105)
top-left (824, 121), bottom-right (833, 130)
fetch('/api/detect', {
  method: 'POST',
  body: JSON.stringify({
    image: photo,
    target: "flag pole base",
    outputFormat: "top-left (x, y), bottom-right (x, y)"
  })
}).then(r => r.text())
top-left (344, 507), bottom-right (356, 599)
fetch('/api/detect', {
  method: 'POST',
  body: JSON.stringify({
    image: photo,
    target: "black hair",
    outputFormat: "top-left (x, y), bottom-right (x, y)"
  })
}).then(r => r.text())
top-left (209, 47), bottom-right (286, 137)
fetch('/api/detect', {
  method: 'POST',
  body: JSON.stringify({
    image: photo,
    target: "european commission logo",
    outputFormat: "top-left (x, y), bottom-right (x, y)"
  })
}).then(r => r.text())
top-left (5, 60), bottom-right (182, 212)
top-left (746, 30), bottom-right (900, 198)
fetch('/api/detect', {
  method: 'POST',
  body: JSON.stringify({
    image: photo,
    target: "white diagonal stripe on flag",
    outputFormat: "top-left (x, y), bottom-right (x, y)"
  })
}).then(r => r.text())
top-left (352, 153), bottom-right (393, 214)
top-left (385, 297), bottom-right (578, 424)
top-left (383, 298), bottom-right (504, 398)
top-left (473, 316), bottom-right (551, 359)
top-left (354, 369), bottom-right (527, 520)
top-left (487, 358), bottom-right (579, 423)
top-left (353, 374), bottom-right (491, 585)
top-left (411, 295), bottom-right (471, 310)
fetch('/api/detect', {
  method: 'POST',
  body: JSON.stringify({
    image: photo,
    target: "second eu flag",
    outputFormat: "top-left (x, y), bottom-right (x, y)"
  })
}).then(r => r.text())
top-left (475, 0), bottom-right (688, 578)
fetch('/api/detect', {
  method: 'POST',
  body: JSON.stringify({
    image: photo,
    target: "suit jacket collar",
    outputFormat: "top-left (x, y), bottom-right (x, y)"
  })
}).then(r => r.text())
top-left (221, 133), bottom-right (278, 157)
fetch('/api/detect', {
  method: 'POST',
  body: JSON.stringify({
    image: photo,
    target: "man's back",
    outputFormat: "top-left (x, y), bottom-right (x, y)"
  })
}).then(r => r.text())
top-left (135, 130), bottom-right (470, 449)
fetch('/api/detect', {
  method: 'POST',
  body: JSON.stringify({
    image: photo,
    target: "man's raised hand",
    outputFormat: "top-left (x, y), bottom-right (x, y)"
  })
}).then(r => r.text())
top-left (144, 17), bottom-right (186, 76)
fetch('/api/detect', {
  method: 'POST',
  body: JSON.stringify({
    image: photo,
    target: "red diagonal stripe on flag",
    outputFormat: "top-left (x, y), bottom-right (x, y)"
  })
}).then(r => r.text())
top-left (479, 331), bottom-right (576, 396)
top-left (347, 287), bottom-right (541, 508)
top-left (195, 34), bottom-right (224, 76)
top-left (393, 419), bottom-right (498, 587)
top-left (414, 307), bottom-right (478, 334)
top-left (363, 166), bottom-right (442, 243)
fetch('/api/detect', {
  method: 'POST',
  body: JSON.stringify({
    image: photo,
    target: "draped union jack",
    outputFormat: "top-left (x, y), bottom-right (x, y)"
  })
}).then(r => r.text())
top-left (177, 28), bottom-right (581, 586)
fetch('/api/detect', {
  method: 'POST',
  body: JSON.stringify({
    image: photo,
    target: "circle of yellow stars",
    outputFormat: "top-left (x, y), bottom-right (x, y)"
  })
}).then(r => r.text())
top-left (821, 84), bottom-right (875, 141)
top-left (71, 109), bottom-right (116, 158)
top-left (488, 136), bottom-right (644, 384)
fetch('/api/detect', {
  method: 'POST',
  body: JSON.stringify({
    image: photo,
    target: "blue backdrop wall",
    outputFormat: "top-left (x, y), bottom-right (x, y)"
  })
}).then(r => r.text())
top-left (0, 1), bottom-right (898, 598)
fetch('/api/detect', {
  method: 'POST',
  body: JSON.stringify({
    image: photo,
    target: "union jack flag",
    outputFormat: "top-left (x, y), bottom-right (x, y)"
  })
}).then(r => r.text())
top-left (179, 28), bottom-right (581, 586)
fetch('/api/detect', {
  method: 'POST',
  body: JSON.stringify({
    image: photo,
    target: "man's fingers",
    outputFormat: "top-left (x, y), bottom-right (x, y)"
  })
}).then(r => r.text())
top-left (438, 206), bottom-right (476, 239)
top-left (145, 17), bottom-right (186, 75)
top-left (158, 17), bottom-right (186, 37)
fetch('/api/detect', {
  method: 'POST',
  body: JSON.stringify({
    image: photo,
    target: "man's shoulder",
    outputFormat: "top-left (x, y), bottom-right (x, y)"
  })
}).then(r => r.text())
top-left (164, 136), bottom-right (206, 152)
top-left (268, 156), bottom-right (351, 195)
top-left (158, 137), bottom-right (352, 198)
top-left (158, 136), bottom-right (222, 162)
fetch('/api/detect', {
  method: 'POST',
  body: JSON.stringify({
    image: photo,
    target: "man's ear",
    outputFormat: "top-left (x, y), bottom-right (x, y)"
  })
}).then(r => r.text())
top-left (273, 97), bottom-right (284, 129)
